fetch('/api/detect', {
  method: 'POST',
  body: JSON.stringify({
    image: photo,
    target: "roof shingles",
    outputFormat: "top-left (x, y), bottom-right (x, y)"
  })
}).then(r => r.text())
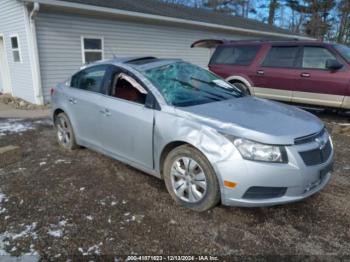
top-left (61, 0), bottom-right (299, 36)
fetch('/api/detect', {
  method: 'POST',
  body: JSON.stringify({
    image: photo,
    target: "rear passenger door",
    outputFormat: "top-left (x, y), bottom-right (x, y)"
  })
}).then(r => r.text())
top-left (253, 45), bottom-right (302, 102)
top-left (291, 45), bottom-right (348, 108)
top-left (66, 65), bottom-right (109, 147)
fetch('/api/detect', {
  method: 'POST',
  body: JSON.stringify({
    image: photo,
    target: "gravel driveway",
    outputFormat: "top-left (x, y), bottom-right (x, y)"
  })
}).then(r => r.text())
top-left (0, 113), bottom-right (349, 259)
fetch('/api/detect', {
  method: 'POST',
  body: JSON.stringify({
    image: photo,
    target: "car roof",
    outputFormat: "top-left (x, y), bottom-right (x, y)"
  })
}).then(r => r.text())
top-left (83, 56), bottom-right (182, 71)
top-left (220, 39), bottom-right (326, 46)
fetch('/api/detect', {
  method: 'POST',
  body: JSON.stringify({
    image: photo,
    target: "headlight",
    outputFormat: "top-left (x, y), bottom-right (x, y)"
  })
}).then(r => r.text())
top-left (224, 135), bottom-right (288, 163)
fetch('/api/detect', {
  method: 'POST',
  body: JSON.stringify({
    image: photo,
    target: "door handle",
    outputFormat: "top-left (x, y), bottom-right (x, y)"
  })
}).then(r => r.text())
top-left (256, 70), bottom-right (264, 75)
top-left (300, 72), bottom-right (310, 78)
top-left (68, 98), bottom-right (77, 104)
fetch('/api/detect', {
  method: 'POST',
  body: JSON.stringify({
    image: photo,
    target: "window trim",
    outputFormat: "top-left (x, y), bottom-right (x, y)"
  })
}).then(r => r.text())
top-left (81, 36), bottom-right (104, 65)
top-left (9, 34), bottom-right (22, 63)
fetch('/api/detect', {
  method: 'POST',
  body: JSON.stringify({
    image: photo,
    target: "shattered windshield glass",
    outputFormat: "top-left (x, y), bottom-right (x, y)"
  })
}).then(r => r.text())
top-left (143, 62), bottom-right (243, 107)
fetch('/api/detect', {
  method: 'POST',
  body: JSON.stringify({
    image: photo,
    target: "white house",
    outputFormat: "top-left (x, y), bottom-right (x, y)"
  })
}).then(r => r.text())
top-left (0, 0), bottom-right (310, 105)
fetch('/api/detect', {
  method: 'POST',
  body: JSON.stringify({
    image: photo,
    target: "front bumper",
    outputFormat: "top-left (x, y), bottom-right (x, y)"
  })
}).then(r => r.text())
top-left (215, 138), bottom-right (334, 207)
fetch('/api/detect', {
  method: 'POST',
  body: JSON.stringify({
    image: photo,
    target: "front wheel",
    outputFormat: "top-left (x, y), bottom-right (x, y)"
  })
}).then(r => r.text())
top-left (163, 145), bottom-right (220, 212)
top-left (229, 81), bottom-right (251, 95)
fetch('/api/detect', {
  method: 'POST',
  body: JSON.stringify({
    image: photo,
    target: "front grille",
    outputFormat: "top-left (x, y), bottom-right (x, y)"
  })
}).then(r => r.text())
top-left (299, 140), bottom-right (332, 166)
top-left (243, 186), bottom-right (287, 200)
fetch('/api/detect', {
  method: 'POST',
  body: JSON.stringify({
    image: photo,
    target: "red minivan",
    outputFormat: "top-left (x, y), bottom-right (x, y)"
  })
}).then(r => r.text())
top-left (192, 39), bottom-right (350, 110)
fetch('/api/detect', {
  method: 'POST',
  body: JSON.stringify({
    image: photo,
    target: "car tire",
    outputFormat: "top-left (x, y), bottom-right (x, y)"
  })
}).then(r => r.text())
top-left (163, 145), bottom-right (221, 212)
top-left (54, 112), bottom-right (78, 150)
top-left (230, 81), bottom-right (251, 95)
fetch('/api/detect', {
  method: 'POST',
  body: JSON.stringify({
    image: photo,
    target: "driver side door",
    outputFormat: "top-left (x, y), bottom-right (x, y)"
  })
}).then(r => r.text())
top-left (98, 66), bottom-right (155, 169)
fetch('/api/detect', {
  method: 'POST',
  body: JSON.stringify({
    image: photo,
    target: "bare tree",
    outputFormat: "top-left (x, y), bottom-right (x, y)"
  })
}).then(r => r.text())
top-left (268, 0), bottom-right (279, 25)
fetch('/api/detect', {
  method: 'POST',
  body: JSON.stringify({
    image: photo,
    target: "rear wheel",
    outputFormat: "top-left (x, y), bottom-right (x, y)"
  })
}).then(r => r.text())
top-left (54, 112), bottom-right (78, 150)
top-left (229, 80), bottom-right (251, 95)
top-left (163, 145), bottom-right (220, 212)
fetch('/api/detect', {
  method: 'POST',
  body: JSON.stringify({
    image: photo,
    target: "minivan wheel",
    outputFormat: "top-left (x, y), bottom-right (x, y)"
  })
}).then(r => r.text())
top-left (54, 112), bottom-right (78, 150)
top-left (230, 81), bottom-right (250, 95)
top-left (163, 145), bottom-right (220, 212)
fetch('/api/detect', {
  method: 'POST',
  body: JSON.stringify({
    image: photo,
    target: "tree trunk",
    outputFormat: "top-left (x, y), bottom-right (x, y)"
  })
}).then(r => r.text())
top-left (268, 0), bottom-right (279, 25)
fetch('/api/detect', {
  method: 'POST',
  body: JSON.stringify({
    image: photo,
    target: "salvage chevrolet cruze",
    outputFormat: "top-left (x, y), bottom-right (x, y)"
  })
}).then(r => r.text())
top-left (51, 57), bottom-right (334, 211)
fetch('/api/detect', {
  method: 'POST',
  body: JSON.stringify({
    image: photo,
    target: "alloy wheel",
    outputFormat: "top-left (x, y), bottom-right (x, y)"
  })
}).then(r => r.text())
top-left (56, 116), bottom-right (71, 147)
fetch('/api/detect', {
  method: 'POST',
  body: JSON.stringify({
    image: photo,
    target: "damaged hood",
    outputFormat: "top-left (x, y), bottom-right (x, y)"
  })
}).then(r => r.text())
top-left (176, 96), bottom-right (324, 145)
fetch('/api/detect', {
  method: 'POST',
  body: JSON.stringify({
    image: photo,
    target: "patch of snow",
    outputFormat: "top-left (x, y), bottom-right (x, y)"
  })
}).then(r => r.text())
top-left (79, 187), bottom-right (85, 191)
top-left (87, 243), bottom-right (102, 255)
top-left (79, 243), bottom-right (102, 256)
top-left (47, 229), bottom-right (63, 238)
top-left (0, 223), bottom-right (38, 256)
top-left (12, 223), bottom-right (37, 240)
top-left (0, 119), bottom-right (35, 136)
top-left (111, 201), bottom-right (117, 206)
top-left (122, 200), bottom-right (127, 205)
top-left (0, 208), bottom-right (6, 214)
top-left (86, 215), bottom-right (93, 221)
top-left (55, 159), bottom-right (71, 164)
top-left (5, 216), bottom-right (10, 220)
top-left (34, 119), bottom-right (53, 126)
top-left (39, 162), bottom-right (46, 166)
top-left (78, 247), bottom-right (88, 256)
top-left (0, 192), bottom-right (7, 204)
top-left (124, 212), bottom-right (130, 216)
top-left (58, 220), bottom-right (68, 227)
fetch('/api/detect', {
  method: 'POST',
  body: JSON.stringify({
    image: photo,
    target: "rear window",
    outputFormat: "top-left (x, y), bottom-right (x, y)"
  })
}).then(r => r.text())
top-left (210, 45), bottom-right (260, 66)
top-left (262, 46), bottom-right (299, 68)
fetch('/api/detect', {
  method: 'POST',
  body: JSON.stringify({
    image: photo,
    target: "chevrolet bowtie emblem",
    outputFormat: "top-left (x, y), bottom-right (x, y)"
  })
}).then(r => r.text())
top-left (315, 137), bottom-right (327, 149)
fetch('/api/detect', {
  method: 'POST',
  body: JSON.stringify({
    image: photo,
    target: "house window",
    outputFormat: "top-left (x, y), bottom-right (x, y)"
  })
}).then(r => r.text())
top-left (10, 36), bottom-right (21, 62)
top-left (82, 37), bottom-right (103, 64)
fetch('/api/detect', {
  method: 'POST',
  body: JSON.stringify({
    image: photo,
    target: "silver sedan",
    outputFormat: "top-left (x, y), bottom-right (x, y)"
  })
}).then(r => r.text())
top-left (51, 57), bottom-right (334, 211)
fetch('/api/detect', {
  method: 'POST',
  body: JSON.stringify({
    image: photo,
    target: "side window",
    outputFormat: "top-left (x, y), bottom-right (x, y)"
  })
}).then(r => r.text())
top-left (111, 72), bottom-right (147, 104)
top-left (210, 45), bottom-right (260, 65)
top-left (10, 35), bottom-right (22, 62)
top-left (262, 46), bottom-right (299, 68)
top-left (70, 65), bottom-right (108, 93)
top-left (82, 37), bottom-right (103, 64)
top-left (302, 46), bottom-right (336, 69)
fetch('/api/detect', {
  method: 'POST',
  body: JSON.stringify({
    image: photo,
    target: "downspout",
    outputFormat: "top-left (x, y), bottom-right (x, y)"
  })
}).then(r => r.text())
top-left (29, 2), bottom-right (44, 105)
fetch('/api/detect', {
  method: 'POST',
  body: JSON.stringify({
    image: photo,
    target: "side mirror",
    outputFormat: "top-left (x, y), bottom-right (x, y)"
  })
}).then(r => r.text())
top-left (326, 59), bottom-right (343, 71)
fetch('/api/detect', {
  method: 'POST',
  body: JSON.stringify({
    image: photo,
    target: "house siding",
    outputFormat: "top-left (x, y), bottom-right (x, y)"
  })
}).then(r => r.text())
top-left (0, 0), bottom-right (35, 103)
top-left (35, 12), bottom-right (253, 102)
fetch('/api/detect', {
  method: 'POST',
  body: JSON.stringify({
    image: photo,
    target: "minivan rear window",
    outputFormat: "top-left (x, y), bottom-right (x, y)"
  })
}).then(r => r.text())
top-left (210, 45), bottom-right (260, 66)
top-left (262, 46), bottom-right (299, 68)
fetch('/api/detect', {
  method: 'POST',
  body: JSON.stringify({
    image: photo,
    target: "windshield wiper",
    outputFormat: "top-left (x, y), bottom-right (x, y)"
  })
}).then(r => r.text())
top-left (169, 78), bottom-right (197, 90)
top-left (190, 77), bottom-right (242, 95)
top-left (169, 78), bottom-right (234, 101)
